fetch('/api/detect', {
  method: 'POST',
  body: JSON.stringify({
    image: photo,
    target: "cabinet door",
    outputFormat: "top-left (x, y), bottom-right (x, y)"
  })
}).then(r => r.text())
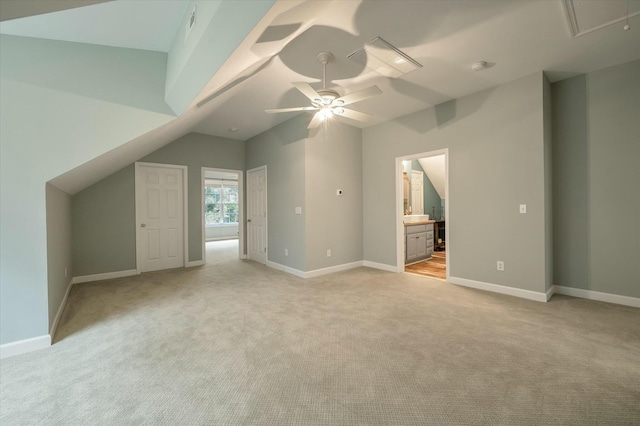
top-left (406, 234), bottom-right (418, 262)
top-left (415, 232), bottom-right (427, 258)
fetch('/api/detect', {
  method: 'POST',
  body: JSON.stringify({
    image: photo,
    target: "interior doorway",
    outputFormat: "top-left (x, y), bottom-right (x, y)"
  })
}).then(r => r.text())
top-left (395, 149), bottom-right (449, 281)
top-left (201, 167), bottom-right (244, 263)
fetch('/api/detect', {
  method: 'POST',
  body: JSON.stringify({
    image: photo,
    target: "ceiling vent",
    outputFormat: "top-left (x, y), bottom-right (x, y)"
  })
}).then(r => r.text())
top-left (348, 37), bottom-right (422, 78)
top-left (563, 0), bottom-right (640, 37)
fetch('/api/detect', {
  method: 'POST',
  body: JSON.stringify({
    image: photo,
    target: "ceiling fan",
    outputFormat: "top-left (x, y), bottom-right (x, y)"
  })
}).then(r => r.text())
top-left (266, 51), bottom-right (382, 129)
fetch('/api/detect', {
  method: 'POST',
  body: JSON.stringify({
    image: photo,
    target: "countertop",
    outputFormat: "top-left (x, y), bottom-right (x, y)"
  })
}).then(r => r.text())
top-left (404, 220), bottom-right (436, 226)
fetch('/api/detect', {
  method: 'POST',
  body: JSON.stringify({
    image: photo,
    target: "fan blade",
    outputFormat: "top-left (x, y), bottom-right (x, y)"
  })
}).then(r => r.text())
top-left (334, 108), bottom-right (373, 122)
top-left (333, 85), bottom-right (382, 106)
top-left (307, 111), bottom-right (324, 129)
top-left (265, 106), bottom-right (318, 113)
top-left (293, 81), bottom-right (323, 103)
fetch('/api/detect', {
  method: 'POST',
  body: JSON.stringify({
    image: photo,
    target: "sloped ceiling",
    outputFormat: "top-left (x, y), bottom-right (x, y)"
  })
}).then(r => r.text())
top-left (2, 0), bottom-right (640, 195)
top-left (418, 157), bottom-right (445, 200)
top-left (0, 0), bottom-right (111, 22)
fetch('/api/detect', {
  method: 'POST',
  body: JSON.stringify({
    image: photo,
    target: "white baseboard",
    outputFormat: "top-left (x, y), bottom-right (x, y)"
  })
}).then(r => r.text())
top-left (186, 260), bottom-right (205, 267)
top-left (1, 335), bottom-right (51, 359)
top-left (72, 269), bottom-right (138, 284)
top-left (266, 260), bottom-right (363, 279)
top-left (553, 285), bottom-right (640, 308)
top-left (449, 276), bottom-right (549, 302)
top-left (266, 260), bottom-right (306, 278)
top-left (363, 261), bottom-right (399, 273)
top-left (49, 279), bottom-right (73, 338)
top-left (305, 261), bottom-right (363, 278)
top-left (545, 286), bottom-right (555, 302)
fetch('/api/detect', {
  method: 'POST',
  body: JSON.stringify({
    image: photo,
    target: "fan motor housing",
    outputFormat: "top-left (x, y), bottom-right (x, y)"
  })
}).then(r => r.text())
top-left (312, 89), bottom-right (340, 106)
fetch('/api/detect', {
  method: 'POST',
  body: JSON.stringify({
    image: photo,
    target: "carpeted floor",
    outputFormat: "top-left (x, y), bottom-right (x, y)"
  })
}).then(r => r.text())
top-left (1, 241), bottom-right (639, 425)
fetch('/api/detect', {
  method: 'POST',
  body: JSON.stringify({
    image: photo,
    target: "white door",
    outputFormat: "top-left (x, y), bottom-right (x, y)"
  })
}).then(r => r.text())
top-left (247, 166), bottom-right (267, 264)
top-left (136, 164), bottom-right (185, 272)
top-left (411, 170), bottom-right (424, 214)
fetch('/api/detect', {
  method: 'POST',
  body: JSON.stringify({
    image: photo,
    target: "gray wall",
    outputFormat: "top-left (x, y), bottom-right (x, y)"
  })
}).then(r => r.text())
top-left (305, 122), bottom-right (363, 271)
top-left (141, 133), bottom-right (245, 262)
top-left (552, 60), bottom-right (640, 297)
top-left (46, 184), bottom-right (73, 331)
top-left (363, 72), bottom-right (548, 293)
top-left (72, 166), bottom-right (136, 276)
top-left (246, 115), bottom-right (308, 271)
top-left (1, 35), bottom-right (173, 345)
top-left (72, 133), bottom-right (245, 276)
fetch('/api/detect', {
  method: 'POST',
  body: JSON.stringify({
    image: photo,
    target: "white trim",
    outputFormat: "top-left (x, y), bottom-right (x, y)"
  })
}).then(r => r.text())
top-left (135, 162), bottom-right (189, 272)
top-left (49, 279), bottom-right (73, 338)
top-left (72, 269), bottom-right (138, 284)
top-left (201, 167), bottom-right (244, 264)
top-left (449, 276), bottom-right (549, 303)
top-left (562, 0), bottom-right (640, 38)
top-left (396, 149), bottom-right (449, 280)
top-left (363, 260), bottom-right (398, 273)
top-left (247, 165), bottom-right (267, 265)
top-left (1, 335), bottom-right (51, 359)
top-left (545, 286), bottom-right (554, 302)
top-left (267, 260), bottom-right (365, 279)
top-left (305, 261), bottom-right (363, 278)
top-left (186, 260), bottom-right (205, 268)
top-left (552, 285), bottom-right (640, 308)
top-left (266, 260), bottom-right (306, 278)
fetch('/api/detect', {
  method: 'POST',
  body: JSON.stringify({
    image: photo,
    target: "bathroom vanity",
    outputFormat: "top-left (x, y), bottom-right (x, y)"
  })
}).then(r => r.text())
top-left (404, 218), bottom-right (434, 264)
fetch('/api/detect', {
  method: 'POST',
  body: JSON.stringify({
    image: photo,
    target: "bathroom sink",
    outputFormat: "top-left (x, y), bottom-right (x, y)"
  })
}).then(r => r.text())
top-left (403, 214), bottom-right (430, 223)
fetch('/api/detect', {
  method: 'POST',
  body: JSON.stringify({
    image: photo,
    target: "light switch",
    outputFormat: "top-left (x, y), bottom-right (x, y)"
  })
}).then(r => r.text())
top-left (295, 206), bottom-right (302, 215)
top-left (519, 204), bottom-right (527, 214)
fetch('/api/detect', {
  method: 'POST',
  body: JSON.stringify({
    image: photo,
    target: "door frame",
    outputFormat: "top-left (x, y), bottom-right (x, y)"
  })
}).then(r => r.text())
top-left (201, 167), bottom-right (245, 261)
top-left (135, 162), bottom-right (189, 273)
top-left (395, 149), bottom-right (450, 280)
top-left (246, 165), bottom-right (267, 264)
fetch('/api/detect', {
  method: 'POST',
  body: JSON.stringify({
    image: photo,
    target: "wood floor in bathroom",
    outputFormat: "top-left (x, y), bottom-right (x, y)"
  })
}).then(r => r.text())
top-left (405, 250), bottom-right (446, 280)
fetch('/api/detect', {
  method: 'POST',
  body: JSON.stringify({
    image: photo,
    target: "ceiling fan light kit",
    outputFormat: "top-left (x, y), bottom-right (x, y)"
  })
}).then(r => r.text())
top-left (265, 51), bottom-right (382, 129)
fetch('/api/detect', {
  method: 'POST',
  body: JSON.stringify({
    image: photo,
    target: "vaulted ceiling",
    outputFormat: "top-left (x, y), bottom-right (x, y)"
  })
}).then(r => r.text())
top-left (2, 0), bottom-right (640, 141)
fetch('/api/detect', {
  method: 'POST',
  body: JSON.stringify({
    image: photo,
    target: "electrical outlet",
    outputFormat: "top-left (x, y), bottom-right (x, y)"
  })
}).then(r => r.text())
top-left (497, 261), bottom-right (504, 271)
top-left (295, 206), bottom-right (302, 215)
top-left (284, 248), bottom-right (288, 256)
top-left (519, 204), bottom-right (527, 214)
top-left (327, 249), bottom-right (332, 257)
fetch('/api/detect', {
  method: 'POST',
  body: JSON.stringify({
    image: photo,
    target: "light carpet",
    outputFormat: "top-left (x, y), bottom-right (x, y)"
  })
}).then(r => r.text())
top-left (1, 241), bottom-right (639, 425)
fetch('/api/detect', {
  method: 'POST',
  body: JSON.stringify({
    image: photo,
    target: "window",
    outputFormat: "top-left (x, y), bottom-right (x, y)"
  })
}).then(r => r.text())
top-left (204, 179), bottom-right (238, 225)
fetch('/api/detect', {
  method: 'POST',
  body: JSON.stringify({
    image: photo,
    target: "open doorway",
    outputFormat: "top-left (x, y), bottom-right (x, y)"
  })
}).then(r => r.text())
top-left (395, 149), bottom-right (449, 281)
top-left (201, 168), bottom-right (244, 263)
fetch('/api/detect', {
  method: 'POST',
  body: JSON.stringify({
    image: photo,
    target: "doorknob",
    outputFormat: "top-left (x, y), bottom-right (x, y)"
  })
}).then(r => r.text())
top-left (140, 223), bottom-right (146, 227)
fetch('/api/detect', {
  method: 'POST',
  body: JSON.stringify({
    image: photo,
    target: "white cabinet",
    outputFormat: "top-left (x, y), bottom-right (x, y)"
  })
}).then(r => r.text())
top-left (405, 223), bottom-right (434, 264)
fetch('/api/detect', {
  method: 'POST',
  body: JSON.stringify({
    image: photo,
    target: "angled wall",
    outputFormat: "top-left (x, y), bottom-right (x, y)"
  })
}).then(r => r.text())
top-left (0, 35), bottom-right (175, 345)
top-left (165, 0), bottom-right (275, 115)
